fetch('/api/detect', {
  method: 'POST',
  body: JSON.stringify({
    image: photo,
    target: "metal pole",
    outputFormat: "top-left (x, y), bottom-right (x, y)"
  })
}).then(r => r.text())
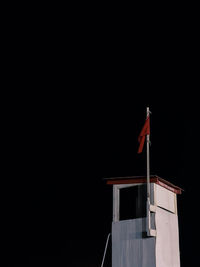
top-left (100, 233), bottom-right (111, 267)
top-left (146, 107), bottom-right (151, 235)
top-left (146, 107), bottom-right (150, 200)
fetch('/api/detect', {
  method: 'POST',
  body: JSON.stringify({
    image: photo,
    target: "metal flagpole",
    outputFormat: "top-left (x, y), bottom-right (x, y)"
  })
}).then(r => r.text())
top-left (146, 107), bottom-right (151, 236)
top-left (146, 107), bottom-right (150, 201)
top-left (146, 107), bottom-right (156, 237)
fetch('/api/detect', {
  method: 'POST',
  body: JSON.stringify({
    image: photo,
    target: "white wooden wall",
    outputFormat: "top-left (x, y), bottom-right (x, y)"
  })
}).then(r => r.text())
top-left (112, 183), bottom-right (181, 267)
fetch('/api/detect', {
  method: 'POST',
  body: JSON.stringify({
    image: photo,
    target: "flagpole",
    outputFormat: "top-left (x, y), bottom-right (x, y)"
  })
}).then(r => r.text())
top-left (146, 106), bottom-right (151, 236)
top-left (146, 107), bottom-right (150, 200)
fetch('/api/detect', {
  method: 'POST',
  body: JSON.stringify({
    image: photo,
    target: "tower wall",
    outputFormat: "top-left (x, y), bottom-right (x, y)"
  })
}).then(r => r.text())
top-left (112, 218), bottom-right (156, 267)
top-left (155, 207), bottom-right (180, 267)
top-left (107, 176), bottom-right (182, 267)
top-left (112, 208), bottom-right (180, 267)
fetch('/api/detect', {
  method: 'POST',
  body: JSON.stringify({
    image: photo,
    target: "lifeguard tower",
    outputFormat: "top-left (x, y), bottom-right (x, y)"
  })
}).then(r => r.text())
top-left (105, 175), bottom-right (182, 267)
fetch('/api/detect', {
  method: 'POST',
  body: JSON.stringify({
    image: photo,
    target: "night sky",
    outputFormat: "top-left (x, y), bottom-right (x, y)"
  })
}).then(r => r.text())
top-left (4, 6), bottom-right (199, 266)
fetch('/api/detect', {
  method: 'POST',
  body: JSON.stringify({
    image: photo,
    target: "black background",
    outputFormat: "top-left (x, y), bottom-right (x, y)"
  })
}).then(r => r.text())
top-left (4, 95), bottom-right (199, 267)
top-left (3, 3), bottom-right (200, 266)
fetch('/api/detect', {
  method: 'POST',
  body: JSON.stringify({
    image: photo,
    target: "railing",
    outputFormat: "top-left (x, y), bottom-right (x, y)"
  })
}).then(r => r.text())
top-left (100, 233), bottom-right (111, 267)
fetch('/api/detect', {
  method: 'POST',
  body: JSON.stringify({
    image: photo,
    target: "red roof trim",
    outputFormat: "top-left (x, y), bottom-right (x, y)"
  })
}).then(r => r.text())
top-left (105, 175), bottom-right (182, 194)
top-left (155, 180), bottom-right (182, 194)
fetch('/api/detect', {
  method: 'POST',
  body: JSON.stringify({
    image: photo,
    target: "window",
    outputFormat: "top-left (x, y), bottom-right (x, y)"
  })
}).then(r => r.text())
top-left (113, 184), bottom-right (147, 222)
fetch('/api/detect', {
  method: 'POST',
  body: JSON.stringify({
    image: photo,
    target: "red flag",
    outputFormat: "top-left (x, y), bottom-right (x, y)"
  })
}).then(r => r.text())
top-left (137, 116), bottom-right (150, 153)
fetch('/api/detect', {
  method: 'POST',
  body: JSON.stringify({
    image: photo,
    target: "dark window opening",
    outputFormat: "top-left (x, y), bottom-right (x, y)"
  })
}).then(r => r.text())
top-left (120, 185), bottom-right (147, 220)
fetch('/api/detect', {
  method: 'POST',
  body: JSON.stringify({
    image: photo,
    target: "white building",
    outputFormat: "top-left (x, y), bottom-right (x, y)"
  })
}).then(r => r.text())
top-left (106, 175), bottom-right (182, 267)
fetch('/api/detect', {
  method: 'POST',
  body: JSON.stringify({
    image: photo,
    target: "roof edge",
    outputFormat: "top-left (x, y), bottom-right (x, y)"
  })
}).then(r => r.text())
top-left (104, 175), bottom-right (183, 194)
